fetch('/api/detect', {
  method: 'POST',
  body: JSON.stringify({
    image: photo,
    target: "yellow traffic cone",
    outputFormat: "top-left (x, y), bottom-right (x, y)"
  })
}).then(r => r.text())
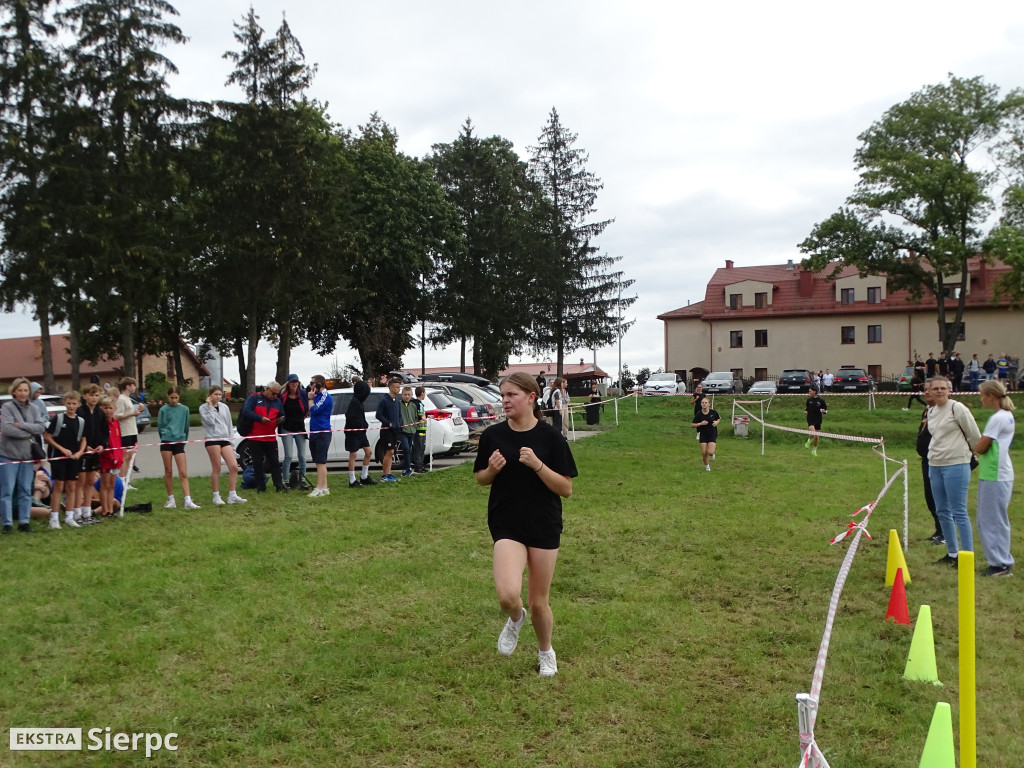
top-left (904, 605), bottom-right (942, 685)
top-left (918, 702), bottom-right (955, 768)
top-left (886, 529), bottom-right (911, 586)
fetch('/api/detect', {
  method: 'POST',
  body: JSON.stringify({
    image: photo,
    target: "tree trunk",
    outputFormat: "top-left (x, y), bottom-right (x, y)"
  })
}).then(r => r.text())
top-left (246, 325), bottom-right (260, 394)
top-left (234, 332), bottom-right (247, 395)
top-left (121, 314), bottom-right (136, 380)
top-left (37, 304), bottom-right (55, 393)
top-left (68, 316), bottom-right (81, 392)
top-left (460, 336), bottom-right (467, 373)
top-left (174, 348), bottom-right (185, 386)
top-left (275, 317), bottom-right (292, 384)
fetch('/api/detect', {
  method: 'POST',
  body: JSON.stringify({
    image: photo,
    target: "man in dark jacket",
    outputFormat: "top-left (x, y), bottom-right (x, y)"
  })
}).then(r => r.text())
top-left (345, 379), bottom-right (375, 489)
top-left (241, 382), bottom-right (287, 492)
top-left (374, 377), bottom-right (402, 482)
top-left (916, 382), bottom-right (943, 544)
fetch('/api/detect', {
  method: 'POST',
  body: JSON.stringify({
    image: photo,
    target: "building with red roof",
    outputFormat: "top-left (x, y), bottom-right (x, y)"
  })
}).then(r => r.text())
top-left (657, 258), bottom-right (1021, 384)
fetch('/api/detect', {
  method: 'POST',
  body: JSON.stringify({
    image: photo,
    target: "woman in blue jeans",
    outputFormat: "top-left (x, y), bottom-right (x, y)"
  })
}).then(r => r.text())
top-left (926, 376), bottom-right (982, 566)
top-left (1, 377), bottom-right (47, 533)
top-left (279, 374), bottom-right (309, 488)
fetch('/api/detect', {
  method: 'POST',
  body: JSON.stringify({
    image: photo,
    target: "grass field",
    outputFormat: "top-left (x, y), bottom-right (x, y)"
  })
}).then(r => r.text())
top-left (1, 392), bottom-right (1021, 767)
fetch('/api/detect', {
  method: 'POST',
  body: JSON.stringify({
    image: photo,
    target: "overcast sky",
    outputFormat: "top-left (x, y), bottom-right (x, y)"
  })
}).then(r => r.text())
top-left (4, 0), bottom-right (1024, 383)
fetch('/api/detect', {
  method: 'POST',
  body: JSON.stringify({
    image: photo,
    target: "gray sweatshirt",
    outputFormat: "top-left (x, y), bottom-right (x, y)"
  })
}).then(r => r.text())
top-left (199, 402), bottom-right (234, 440)
top-left (0, 399), bottom-right (46, 460)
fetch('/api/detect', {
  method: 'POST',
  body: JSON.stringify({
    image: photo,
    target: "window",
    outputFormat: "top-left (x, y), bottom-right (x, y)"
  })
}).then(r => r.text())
top-left (731, 368), bottom-right (743, 380)
top-left (841, 326), bottom-right (855, 344)
top-left (754, 329), bottom-right (768, 347)
top-left (867, 325), bottom-right (882, 343)
top-left (943, 322), bottom-right (966, 342)
top-left (729, 293), bottom-right (741, 310)
top-left (730, 330), bottom-right (743, 348)
top-left (868, 365), bottom-right (882, 381)
top-left (841, 288), bottom-right (855, 305)
top-left (755, 292), bottom-right (767, 309)
top-left (755, 368), bottom-right (768, 380)
top-left (942, 285), bottom-right (963, 300)
top-left (867, 286), bottom-right (881, 304)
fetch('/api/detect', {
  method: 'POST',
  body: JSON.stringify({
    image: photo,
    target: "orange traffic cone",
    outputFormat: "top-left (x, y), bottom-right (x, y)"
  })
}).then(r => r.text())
top-left (885, 567), bottom-right (910, 625)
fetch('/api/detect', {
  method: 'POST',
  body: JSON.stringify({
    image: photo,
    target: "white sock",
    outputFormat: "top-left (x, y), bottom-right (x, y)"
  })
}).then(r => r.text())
top-left (538, 648), bottom-right (555, 657)
top-left (168, 495), bottom-right (175, 502)
top-left (184, 496), bottom-right (193, 504)
top-left (361, 467), bottom-right (369, 480)
top-left (212, 492), bottom-right (222, 500)
top-left (228, 490), bottom-right (238, 498)
top-left (349, 471), bottom-right (357, 483)
top-left (49, 511), bottom-right (59, 523)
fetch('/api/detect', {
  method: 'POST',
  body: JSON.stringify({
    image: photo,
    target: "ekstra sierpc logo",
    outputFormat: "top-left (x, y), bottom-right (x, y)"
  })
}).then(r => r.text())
top-left (10, 728), bottom-right (178, 757)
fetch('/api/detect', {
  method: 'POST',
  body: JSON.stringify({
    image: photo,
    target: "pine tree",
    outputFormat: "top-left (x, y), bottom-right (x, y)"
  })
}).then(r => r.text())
top-left (528, 108), bottom-right (634, 376)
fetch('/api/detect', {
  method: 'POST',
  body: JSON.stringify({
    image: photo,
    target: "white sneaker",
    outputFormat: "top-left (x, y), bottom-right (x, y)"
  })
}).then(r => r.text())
top-left (308, 488), bottom-right (323, 498)
top-left (901, 407), bottom-right (910, 412)
top-left (49, 517), bottom-right (61, 530)
top-left (705, 464), bottom-right (711, 472)
top-left (212, 494), bottom-right (225, 506)
top-left (164, 498), bottom-right (177, 509)
top-left (126, 483), bottom-right (139, 491)
top-left (319, 488), bottom-right (330, 497)
top-left (227, 494), bottom-right (247, 504)
top-left (184, 499), bottom-right (201, 510)
top-left (538, 649), bottom-right (558, 677)
top-left (64, 515), bottom-right (80, 528)
top-left (498, 608), bottom-right (527, 655)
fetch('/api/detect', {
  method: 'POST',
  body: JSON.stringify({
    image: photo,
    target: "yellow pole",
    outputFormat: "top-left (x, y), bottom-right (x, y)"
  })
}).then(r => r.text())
top-left (958, 551), bottom-right (976, 768)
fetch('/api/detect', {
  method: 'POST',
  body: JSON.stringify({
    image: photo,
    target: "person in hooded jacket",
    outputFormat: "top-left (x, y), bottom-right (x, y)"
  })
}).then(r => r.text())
top-left (346, 378), bottom-right (375, 489)
top-left (307, 375), bottom-right (333, 497)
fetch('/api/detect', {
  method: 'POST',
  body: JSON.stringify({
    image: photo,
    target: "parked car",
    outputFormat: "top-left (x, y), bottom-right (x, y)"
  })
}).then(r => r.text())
top-left (642, 372), bottom-right (686, 396)
top-left (746, 380), bottom-right (777, 395)
top-left (833, 366), bottom-right (874, 392)
top-left (131, 393), bottom-right (151, 432)
top-left (417, 371), bottom-right (493, 387)
top-left (701, 371), bottom-right (741, 394)
top-left (0, 393), bottom-right (63, 418)
top-left (777, 369), bottom-right (814, 393)
top-left (424, 382), bottom-right (504, 430)
top-left (232, 386), bottom-right (470, 469)
top-left (896, 366), bottom-right (916, 392)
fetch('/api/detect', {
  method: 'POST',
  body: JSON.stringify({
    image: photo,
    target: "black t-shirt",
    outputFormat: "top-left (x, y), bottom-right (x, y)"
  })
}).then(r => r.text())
top-left (474, 420), bottom-right (578, 545)
top-left (280, 395), bottom-right (306, 432)
top-left (77, 403), bottom-right (107, 449)
top-left (805, 396), bottom-right (827, 423)
top-left (692, 409), bottom-right (719, 439)
top-left (925, 357), bottom-right (937, 377)
top-left (691, 393), bottom-right (705, 418)
top-left (47, 413), bottom-right (84, 457)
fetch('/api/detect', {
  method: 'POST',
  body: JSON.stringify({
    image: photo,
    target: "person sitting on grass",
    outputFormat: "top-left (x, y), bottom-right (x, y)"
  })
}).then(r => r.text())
top-left (690, 396), bottom-right (720, 472)
top-left (804, 385), bottom-right (827, 457)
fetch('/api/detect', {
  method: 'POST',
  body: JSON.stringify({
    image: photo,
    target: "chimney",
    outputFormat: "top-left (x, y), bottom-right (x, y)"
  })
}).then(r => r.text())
top-left (725, 260), bottom-right (734, 269)
top-left (977, 259), bottom-right (987, 289)
top-left (799, 270), bottom-right (814, 297)
top-left (786, 259), bottom-right (794, 270)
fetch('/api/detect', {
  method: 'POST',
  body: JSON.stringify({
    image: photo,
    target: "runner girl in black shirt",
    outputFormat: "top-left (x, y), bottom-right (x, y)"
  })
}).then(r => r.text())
top-left (804, 385), bottom-right (828, 457)
top-left (474, 372), bottom-right (577, 677)
top-left (690, 396), bottom-right (720, 472)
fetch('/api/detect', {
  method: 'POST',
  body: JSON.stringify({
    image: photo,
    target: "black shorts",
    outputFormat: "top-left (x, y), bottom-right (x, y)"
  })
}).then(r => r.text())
top-left (161, 442), bottom-right (186, 455)
top-left (309, 433), bottom-right (330, 465)
top-left (698, 428), bottom-right (718, 444)
top-left (121, 435), bottom-right (138, 448)
top-left (205, 440), bottom-right (230, 449)
top-left (50, 456), bottom-right (80, 482)
top-left (490, 528), bottom-right (561, 550)
top-left (376, 430), bottom-right (397, 452)
top-left (80, 453), bottom-right (99, 473)
top-left (807, 419), bottom-right (822, 430)
top-left (344, 431), bottom-right (370, 453)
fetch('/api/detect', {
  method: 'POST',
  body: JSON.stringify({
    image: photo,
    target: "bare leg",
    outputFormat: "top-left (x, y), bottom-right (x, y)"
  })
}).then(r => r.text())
top-left (493, 539), bottom-right (529, 620)
top-left (526, 547), bottom-right (560, 651)
top-left (173, 452), bottom-right (191, 498)
top-left (222, 446), bottom-right (240, 492)
top-left (206, 445), bottom-right (222, 494)
top-left (162, 450), bottom-right (174, 496)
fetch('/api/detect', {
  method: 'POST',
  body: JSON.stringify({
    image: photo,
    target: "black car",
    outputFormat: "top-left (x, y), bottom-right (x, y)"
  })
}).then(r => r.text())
top-left (777, 369), bottom-right (814, 393)
top-left (833, 366), bottom-right (874, 392)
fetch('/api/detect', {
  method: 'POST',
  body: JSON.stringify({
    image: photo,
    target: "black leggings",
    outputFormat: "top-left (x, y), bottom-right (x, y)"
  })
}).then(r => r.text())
top-left (907, 392), bottom-right (926, 408)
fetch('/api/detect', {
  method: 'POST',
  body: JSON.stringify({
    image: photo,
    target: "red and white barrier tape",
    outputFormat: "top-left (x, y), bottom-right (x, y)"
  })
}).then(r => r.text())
top-left (732, 401), bottom-right (884, 445)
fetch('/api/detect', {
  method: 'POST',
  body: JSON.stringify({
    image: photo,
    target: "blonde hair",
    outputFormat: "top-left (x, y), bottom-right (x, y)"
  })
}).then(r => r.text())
top-left (9, 377), bottom-right (31, 394)
top-left (501, 372), bottom-right (542, 420)
top-left (99, 396), bottom-right (116, 409)
top-left (979, 379), bottom-right (1016, 411)
top-left (63, 390), bottom-right (81, 403)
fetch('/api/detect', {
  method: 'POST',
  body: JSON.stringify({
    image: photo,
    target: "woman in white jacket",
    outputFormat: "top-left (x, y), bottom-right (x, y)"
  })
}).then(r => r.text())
top-left (926, 376), bottom-right (981, 567)
top-left (199, 386), bottom-right (246, 506)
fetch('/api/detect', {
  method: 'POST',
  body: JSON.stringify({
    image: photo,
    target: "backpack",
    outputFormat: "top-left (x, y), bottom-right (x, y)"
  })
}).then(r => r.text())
top-left (55, 412), bottom-right (85, 443)
top-left (236, 397), bottom-right (255, 437)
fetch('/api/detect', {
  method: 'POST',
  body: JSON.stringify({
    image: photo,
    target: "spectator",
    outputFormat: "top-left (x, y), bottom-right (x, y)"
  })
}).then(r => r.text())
top-left (75, 384), bottom-right (106, 525)
top-left (915, 381), bottom-right (944, 545)
top-left (926, 376), bottom-right (981, 567)
top-left (1008, 354), bottom-right (1019, 392)
top-left (536, 370), bottom-right (547, 392)
top-left (97, 396), bottom-right (123, 518)
top-left (398, 386), bottom-right (418, 477)
top-left (982, 353), bottom-right (997, 381)
top-left (412, 386), bottom-right (428, 473)
top-left (114, 377), bottom-right (144, 490)
top-left (821, 369), bottom-right (834, 391)
top-left (950, 352), bottom-right (964, 392)
top-left (199, 385), bottom-right (246, 505)
top-left (306, 375), bottom-right (333, 497)
top-left (967, 353), bottom-right (981, 392)
top-left (158, 386), bottom-right (199, 509)
top-left (241, 381), bottom-right (288, 493)
top-left (345, 379), bottom-right (375, 489)
top-left (974, 380), bottom-right (1015, 577)
top-left (29, 382), bottom-right (49, 427)
top-left (0, 377), bottom-right (47, 533)
top-left (925, 353), bottom-right (937, 378)
top-left (279, 373), bottom-right (310, 490)
top-left (548, 377), bottom-right (566, 437)
top-left (585, 383), bottom-right (602, 426)
top-left (996, 353), bottom-right (1009, 385)
top-left (374, 376), bottom-right (402, 482)
top-left (43, 391), bottom-right (86, 528)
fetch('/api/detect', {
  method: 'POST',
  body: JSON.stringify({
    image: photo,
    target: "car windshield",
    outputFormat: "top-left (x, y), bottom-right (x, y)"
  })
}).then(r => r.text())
top-left (648, 374), bottom-right (675, 382)
top-left (706, 373), bottom-right (730, 380)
